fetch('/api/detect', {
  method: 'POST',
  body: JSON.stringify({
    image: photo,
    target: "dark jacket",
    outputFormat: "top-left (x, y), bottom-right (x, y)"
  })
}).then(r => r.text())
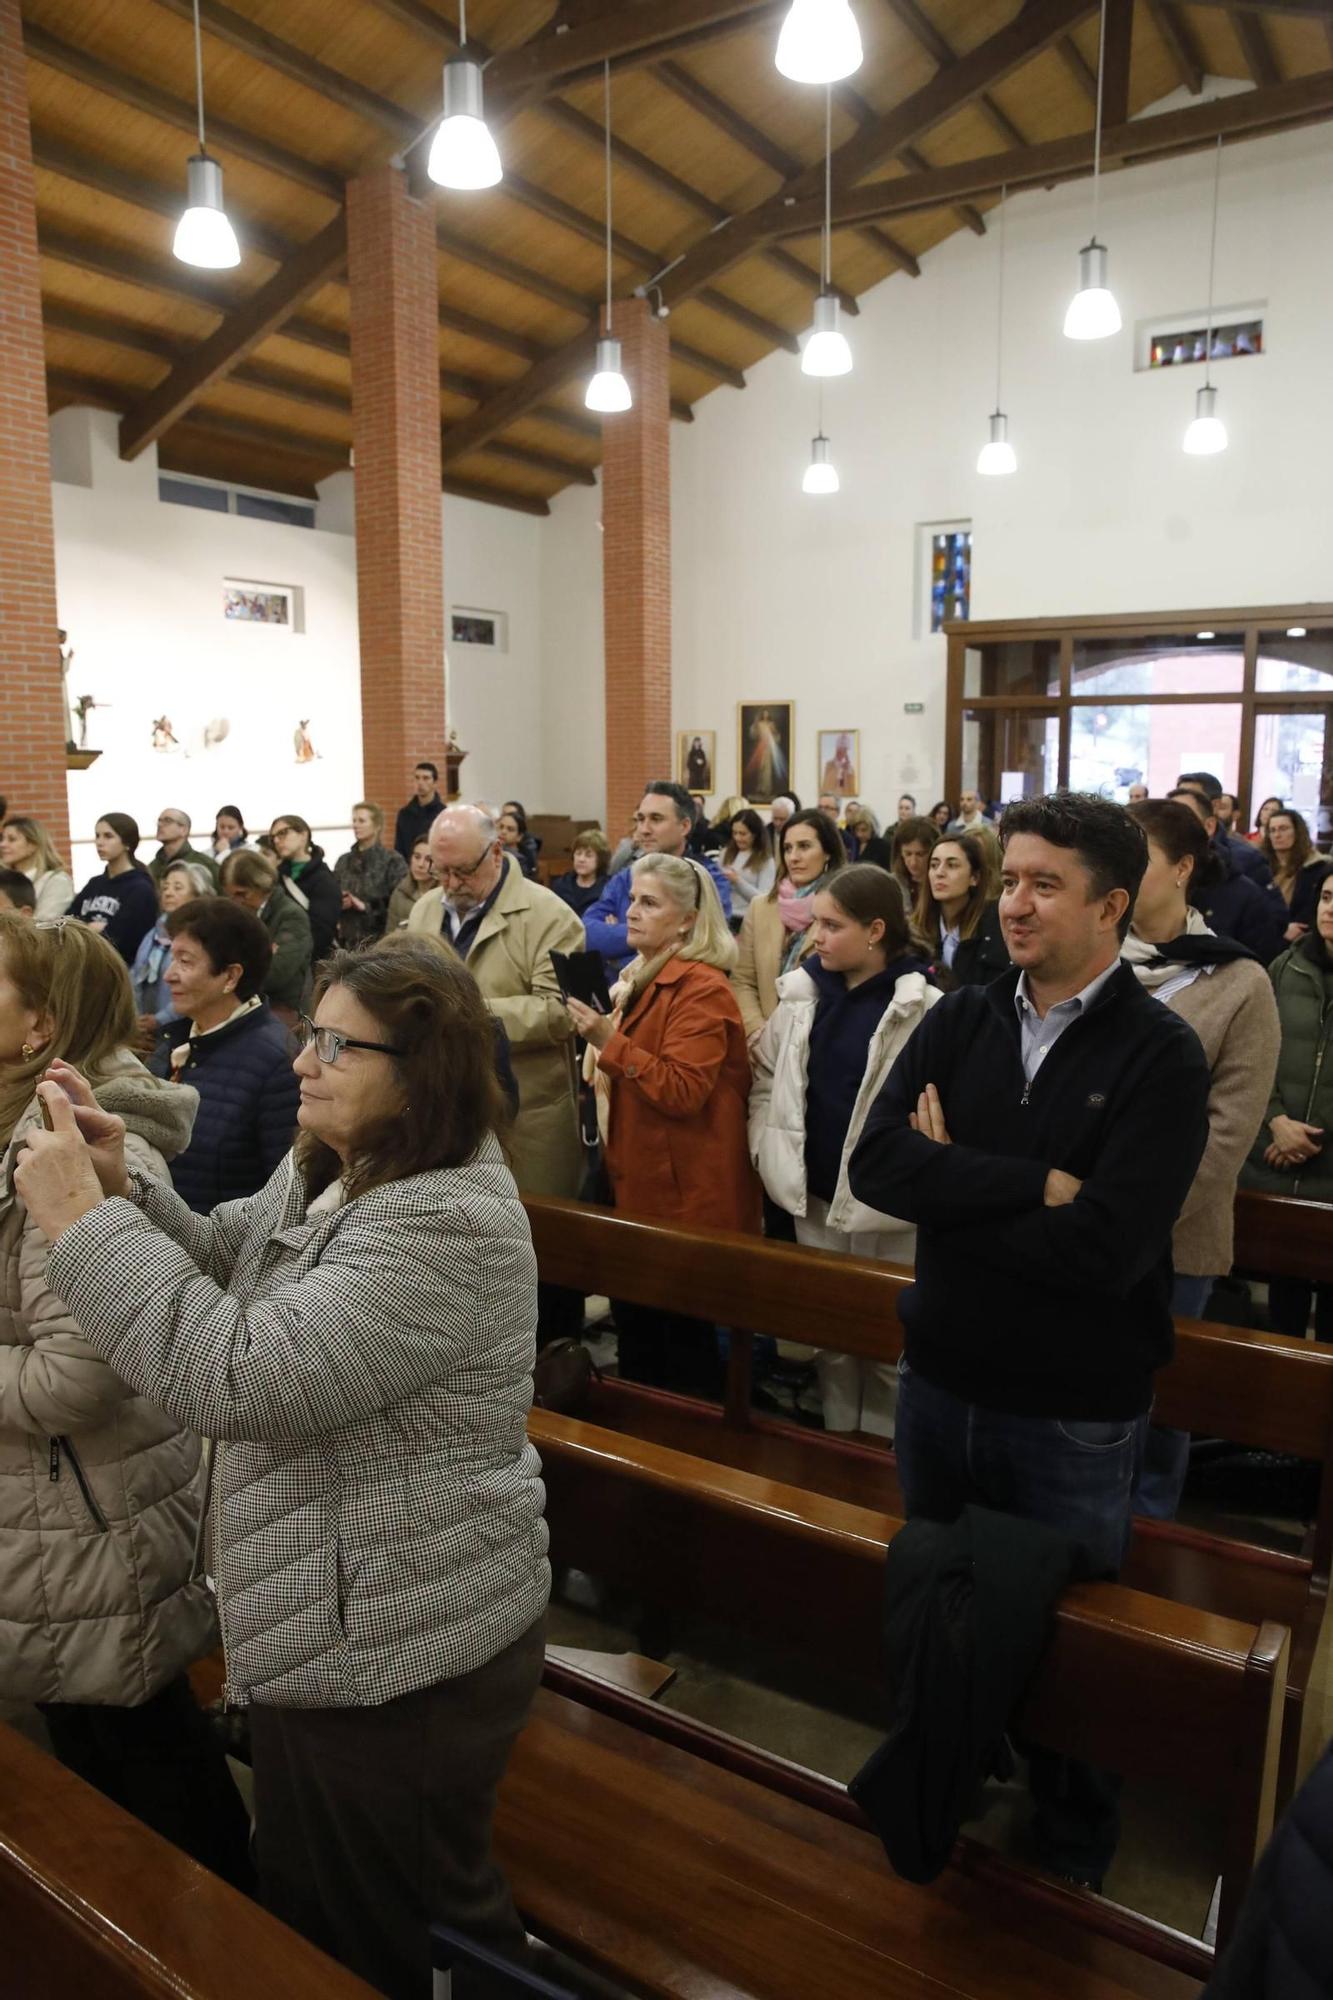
top-left (1225, 830), bottom-right (1272, 888)
top-left (506, 837), bottom-right (539, 880)
top-left (278, 847), bottom-right (339, 963)
top-left (1283, 858), bottom-right (1333, 933)
top-left (1242, 933), bottom-right (1333, 1202)
top-left (803, 955), bottom-right (925, 1203)
top-left (850, 1507), bottom-right (1078, 1883)
top-left (1196, 851), bottom-right (1287, 964)
top-left (848, 963), bottom-right (1211, 1420)
top-left (148, 841), bottom-right (219, 890)
top-left (1204, 1738), bottom-right (1333, 1999)
top-left (859, 835), bottom-right (894, 873)
top-left (259, 887), bottom-right (313, 1012)
top-left (549, 871), bottom-right (604, 918)
top-left (946, 900), bottom-right (1010, 989)
top-left (332, 842), bottom-right (408, 948)
top-left (394, 793), bottom-right (443, 863)
top-left (69, 866), bottom-right (160, 967)
top-left (152, 1003), bottom-right (300, 1214)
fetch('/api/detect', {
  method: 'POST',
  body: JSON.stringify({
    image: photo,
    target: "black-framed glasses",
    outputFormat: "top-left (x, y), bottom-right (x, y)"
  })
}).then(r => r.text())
top-left (435, 845), bottom-right (495, 886)
top-left (298, 1016), bottom-right (402, 1066)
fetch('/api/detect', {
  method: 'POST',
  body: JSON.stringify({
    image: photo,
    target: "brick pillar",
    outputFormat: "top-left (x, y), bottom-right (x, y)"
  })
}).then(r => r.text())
top-left (601, 296), bottom-right (671, 838)
top-left (0, 3), bottom-right (69, 853)
top-left (347, 165), bottom-right (445, 814)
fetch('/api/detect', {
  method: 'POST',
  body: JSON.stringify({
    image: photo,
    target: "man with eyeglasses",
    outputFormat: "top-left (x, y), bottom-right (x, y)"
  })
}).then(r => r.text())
top-left (148, 809), bottom-right (219, 890)
top-left (408, 806), bottom-right (584, 1200)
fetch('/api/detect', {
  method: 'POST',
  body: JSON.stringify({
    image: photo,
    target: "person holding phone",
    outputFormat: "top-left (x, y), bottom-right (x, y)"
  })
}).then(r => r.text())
top-left (564, 854), bottom-right (759, 1396)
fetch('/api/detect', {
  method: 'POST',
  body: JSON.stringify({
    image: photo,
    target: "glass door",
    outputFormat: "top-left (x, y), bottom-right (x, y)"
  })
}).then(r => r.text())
top-left (1251, 706), bottom-right (1333, 844)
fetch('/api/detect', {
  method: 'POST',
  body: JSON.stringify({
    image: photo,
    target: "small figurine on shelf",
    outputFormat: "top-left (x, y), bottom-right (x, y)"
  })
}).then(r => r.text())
top-left (294, 718), bottom-right (318, 763)
top-left (445, 726), bottom-right (467, 801)
top-left (152, 715), bottom-right (180, 752)
top-left (72, 694), bottom-right (102, 750)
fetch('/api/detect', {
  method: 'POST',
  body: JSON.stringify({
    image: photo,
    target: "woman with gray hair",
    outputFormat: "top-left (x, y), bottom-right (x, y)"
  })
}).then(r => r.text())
top-left (129, 858), bottom-right (216, 1058)
top-left (564, 852), bottom-right (759, 1395)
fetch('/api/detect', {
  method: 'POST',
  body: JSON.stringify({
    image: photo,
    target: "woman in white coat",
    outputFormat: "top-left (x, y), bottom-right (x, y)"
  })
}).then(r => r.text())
top-left (749, 865), bottom-right (940, 1439)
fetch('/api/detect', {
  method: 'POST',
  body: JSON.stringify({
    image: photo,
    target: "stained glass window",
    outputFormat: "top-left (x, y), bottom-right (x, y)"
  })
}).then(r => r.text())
top-left (930, 528), bottom-right (971, 633)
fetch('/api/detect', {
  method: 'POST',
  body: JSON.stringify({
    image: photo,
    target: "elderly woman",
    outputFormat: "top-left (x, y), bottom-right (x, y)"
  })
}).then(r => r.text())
top-left (16, 932), bottom-right (549, 1998)
top-left (129, 858), bottom-right (215, 1056)
top-left (0, 916), bottom-right (247, 1885)
top-left (566, 852), bottom-right (759, 1396)
top-left (333, 802), bottom-right (408, 948)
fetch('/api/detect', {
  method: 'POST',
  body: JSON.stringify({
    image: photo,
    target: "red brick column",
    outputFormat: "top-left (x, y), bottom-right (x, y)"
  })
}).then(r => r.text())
top-left (0, 3), bottom-right (69, 853)
top-left (601, 296), bottom-right (671, 838)
top-left (347, 165), bottom-right (445, 815)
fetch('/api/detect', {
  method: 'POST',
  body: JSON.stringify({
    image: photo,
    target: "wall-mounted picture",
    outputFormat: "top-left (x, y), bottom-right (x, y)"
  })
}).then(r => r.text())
top-left (818, 729), bottom-right (860, 797)
top-left (678, 730), bottom-right (715, 793)
top-left (738, 702), bottom-right (794, 805)
top-left (224, 584), bottom-right (290, 624)
top-left (450, 606), bottom-right (508, 651)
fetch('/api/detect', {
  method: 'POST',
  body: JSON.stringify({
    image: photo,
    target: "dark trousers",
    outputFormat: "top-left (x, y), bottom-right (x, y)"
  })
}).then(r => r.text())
top-left (1268, 1277), bottom-right (1333, 1343)
top-left (248, 1618), bottom-right (545, 2000)
top-left (39, 1672), bottom-right (254, 1893)
top-left (611, 1300), bottom-right (724, 1401)
top-left (894, 1360), bottom-right (1147, 1883)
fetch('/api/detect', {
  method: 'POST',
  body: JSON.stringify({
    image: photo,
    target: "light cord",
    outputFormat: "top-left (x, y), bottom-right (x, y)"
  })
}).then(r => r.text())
top-left (459, 0), bottom-right (467, 47)
top-left (192, 0), bottom-right (206, 152)
top-left (1091, 0), bottom-right (1108, 239)
top-left (823, 85), bottom-right (832, 290)
top-left (604, 61), bottom-right (613, 329)
top-left (1203, 131), bottom-right (1223, 389)
top-left (995, 184), bottom-right (1007, 410)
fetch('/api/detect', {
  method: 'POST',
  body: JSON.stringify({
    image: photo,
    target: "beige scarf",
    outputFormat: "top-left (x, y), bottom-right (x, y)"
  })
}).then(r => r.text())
top-left (583, 945), bottom-right (680, 1146)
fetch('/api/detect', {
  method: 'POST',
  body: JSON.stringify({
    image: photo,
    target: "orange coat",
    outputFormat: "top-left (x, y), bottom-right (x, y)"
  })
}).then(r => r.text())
top-left (597, 958), bottom-right (761, 1234)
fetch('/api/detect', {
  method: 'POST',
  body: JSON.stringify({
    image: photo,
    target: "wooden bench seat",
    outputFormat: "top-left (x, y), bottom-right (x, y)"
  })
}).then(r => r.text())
top-left (529, 1408), bottom-right (1289, 1953)
top-left (498, 1684), bottom-right (1207, 2000)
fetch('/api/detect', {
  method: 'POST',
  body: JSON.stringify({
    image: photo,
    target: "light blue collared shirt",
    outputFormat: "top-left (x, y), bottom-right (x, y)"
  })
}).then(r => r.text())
top-left (1013, 959), bottom-right (1121, 1087)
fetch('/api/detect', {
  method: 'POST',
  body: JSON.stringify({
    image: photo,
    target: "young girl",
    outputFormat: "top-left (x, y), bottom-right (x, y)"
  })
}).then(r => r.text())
top-left (749, 864), bottom-right (939, 1439)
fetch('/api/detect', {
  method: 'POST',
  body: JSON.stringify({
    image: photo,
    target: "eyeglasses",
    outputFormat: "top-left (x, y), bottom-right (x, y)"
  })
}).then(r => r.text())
top-left (435, 845), bottom-right (495, 885)
top-left (298, 1016), bottom-right (402, 1066)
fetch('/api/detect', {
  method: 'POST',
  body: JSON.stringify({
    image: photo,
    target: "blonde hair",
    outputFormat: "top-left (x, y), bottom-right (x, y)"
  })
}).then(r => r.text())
top-left (221, 848), bottom-right (277, 895)
top-left (3, 816), bottom-right (67, 878)
top-left (0, 916), bottom-right (136, 1142)
top-left (352, 801), bottom-right (385, 834)
top-left (631, 854), bottom-right (737, 973)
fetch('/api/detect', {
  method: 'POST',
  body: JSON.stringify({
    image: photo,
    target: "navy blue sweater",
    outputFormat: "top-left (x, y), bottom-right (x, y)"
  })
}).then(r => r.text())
top-left (70, 867), bottom-right (159, 967)
top-left (804, 956), bottom-right (924, 1203)
top-left (153, 1003), bottom-right (301, 1214)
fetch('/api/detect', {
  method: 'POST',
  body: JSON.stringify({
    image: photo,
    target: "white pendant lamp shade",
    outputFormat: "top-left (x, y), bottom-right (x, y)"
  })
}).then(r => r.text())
top-left (776, 0), bottom-right (863, 82)
top-left (427, 59), bottom-right (502, 190)
top-left (1183, 382), bottom-right (1227, 456)
top-left (174, 153), bottom-right (240, 269)
top-left (802, 293), bottom-right (852, 377)
top-left (586, 336), bottom-right (632, 413)
top-left (977, 411), bottom-right (1016, 476)
top-left (1063, 240), bottom-right (1121, 340)
top-left (803, 433), bottom-right (839, 494)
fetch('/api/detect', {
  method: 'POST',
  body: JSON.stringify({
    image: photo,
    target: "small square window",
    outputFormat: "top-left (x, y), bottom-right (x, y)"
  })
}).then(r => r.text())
top-left (159, 476), bottom-right (229, 513)
top-left (450, 607), bottom-right (507, 652)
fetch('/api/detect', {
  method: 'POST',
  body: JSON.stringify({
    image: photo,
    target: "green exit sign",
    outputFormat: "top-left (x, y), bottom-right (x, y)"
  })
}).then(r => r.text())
top-left (903, 702), bottom-right (924, 714)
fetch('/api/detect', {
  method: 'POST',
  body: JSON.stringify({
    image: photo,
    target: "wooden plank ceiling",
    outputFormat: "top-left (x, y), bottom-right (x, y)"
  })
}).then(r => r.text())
top-left (29, 0), bottom-right (1333, 515)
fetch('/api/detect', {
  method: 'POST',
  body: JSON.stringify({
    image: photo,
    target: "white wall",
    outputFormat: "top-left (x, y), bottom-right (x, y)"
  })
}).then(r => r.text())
top-left (540, 103), bottom-right (1333, 819)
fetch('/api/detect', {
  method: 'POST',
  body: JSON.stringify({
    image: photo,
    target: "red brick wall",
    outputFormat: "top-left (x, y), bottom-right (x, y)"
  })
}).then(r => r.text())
top-left (347, 165), bottom-right (446, 820)
top-left (0, 2), bottom-right (69, 854)
top-left (601, 297), bottom-right (671, 840)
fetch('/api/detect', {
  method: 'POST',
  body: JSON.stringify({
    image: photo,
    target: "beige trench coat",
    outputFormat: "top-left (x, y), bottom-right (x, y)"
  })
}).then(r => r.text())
top-left (410, 857), bottom-right (585, 1196)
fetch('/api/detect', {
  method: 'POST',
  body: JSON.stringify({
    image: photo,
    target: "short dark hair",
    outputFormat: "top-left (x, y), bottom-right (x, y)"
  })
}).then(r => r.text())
top-left (1177, 770), bottom-right (1224, 803)
top-left (642, 780), bottom-right (695, 823)
top-left (999, 790), bottom-right (1148, 940)
top-left (166, 896), bottom-right (273, 1001)
top-left (0, 867), bottom-right (36, 912)
top-left (415, 762), bottom-right (439, 781)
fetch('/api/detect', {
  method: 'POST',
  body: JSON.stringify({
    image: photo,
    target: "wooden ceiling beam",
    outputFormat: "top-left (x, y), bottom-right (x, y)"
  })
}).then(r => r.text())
top-left (669, 340), bottom-right (746, 388)
top-left (1056, 34), bottom-right (1099, 102)
top-left (434, 223), bottom-right (592, 320)
top-left (1229, 8), bottom-right (1282, 84)
top-left (439, 477), bottom-right (551, 517)
top-left (482, 1), bottom-right (780, 105)
top-left (475, 439), bottom-right (597, 485)
top-left (20, 22), bottom-right (344, 202)
top-left (857, 226), bottom-right (922, 277)
top-left (442, 330), bottom-right (598, 468)
top-left (1144, 0), bottom-right (1205, 94)
top-left (31, 131), bottom-right (294, 265)
top-left (43, 301), bottom-right (178, 361)
top-left (874, 0), bottom-right (1028, 148)
top-left (39, 224), bottom-right (238, 310)
top-left (1188, 0), bottom-right (1332, 16)
top-left (836, 79), bottom-right (984, 238)
top-left (119, 215), bottom-right (348, 459)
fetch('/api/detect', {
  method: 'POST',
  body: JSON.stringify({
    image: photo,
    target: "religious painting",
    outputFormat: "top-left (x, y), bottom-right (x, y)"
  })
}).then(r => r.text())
top-left (817, 729), bottom-right (860, 799)
top-left (677, 730), bottom-right (715, 795)
top-left (738, 702), bottom-right (794, 806)
top-left (224, 584), bottom-right (291, 624)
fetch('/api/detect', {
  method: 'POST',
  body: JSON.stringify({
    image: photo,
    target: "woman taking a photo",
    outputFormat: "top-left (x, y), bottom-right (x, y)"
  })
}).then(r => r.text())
top-left (890, 815), bottom-right (939, 912)
top-left (386, 836), bottom-right (436, 931)
top-left (70, 814), bottom-right (159, 967)
top-left (565, 855), bottom-right (758, 1397)
top-left (333, 802), bottom-right (408, 949)
top-left (734, 808), bottom-right (846, 1041)
top-left (719, 808), bottom-right (775, 920)
top-left (1242, 873), bottom-right (1333, 1341)
top-left (0, 915), bottom-right (247, 1884)
top-left (1124, 799), bottom-right (1281, 1516)
top-left (914, 831), bottom-right (1007, 988)
top-left (16, 931), bottom-right (550, 1998)
top-left (750, 865), bottom-right (938, 1439)
top-left (0, 816), bottom-right (74, 920)
top-left (1262, 807), bottom-right (1332, 942)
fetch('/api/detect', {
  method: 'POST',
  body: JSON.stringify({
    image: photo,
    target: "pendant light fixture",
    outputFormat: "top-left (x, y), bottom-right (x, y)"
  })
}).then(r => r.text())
top-left (174, 0), bottom-right (240, 269)
top-left (802, 89), bottom-right (852, 377)
top-left (776, 0), bottom-right (863, 84)
top-left (1063, 0), bottom-right (1120, 340)
top-left (802, 388), bottom-right (839, 493)
top-left (586, 63), bottom-right (632, 414)
top-left (1183, 135), bottom-right (1229, 456)
top-left (427, 0), bottom-right (502, 191)
top-left (977, 186), bottom-right (1016, 476)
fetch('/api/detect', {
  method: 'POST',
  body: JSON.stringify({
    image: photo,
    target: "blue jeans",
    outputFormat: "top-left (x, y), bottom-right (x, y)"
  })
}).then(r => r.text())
top-left (1134, 1273), bottom-right (1215, 1520)
top-left (894, 1361), bottom-right (1148, 1883)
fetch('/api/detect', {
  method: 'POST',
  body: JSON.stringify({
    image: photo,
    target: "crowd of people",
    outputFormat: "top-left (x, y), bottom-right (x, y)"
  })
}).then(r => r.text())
top-left (0, 760), bottom-right (1328, 1990)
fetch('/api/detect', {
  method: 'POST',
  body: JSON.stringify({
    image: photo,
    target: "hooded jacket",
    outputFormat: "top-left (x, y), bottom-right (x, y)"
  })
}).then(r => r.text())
top-left (0, 1053), bottom-right (215, 1704)
top-left (849, 1506), bottom-right (1078, 1883)
top-left (1242, 932), bottom-right (1333, 1202)
top-left (749, 959), bottom-right (938, 1238)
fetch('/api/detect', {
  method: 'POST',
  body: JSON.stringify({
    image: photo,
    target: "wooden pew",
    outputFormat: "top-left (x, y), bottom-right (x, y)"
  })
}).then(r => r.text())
top-left (524, 1195), bottom-right (1333, 1803)
top-left (1233, 1188), bottom-right (1333, 1286)
top-left (0, 1719), bottom-right (376, 1999)
top-left (527, 1407), bottom-right (1288, 1969)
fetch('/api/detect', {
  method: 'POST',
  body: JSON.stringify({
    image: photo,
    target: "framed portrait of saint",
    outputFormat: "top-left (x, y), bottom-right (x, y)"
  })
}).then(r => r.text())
top-left (817, 729), bottom-right (860, 799)
top-left (677, 729), bottom-right (716, 795)
top-left (738, 702), bottom-right (794, 806)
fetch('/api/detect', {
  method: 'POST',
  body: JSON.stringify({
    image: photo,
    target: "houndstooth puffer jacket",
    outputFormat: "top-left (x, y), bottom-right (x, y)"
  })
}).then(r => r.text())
top-left (0, 1053), bottom-right (216, 1705)
top-left (47, 1136), bottom-right (549, 1708)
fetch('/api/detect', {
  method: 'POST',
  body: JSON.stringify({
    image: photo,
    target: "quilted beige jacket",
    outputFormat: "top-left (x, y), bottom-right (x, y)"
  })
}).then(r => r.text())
top-left (0, 1053), bottom-right (217, 1705)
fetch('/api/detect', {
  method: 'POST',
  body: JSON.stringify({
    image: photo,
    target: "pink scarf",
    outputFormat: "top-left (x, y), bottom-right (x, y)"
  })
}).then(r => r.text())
top-left (778, 874), bottom-right (819, 935)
